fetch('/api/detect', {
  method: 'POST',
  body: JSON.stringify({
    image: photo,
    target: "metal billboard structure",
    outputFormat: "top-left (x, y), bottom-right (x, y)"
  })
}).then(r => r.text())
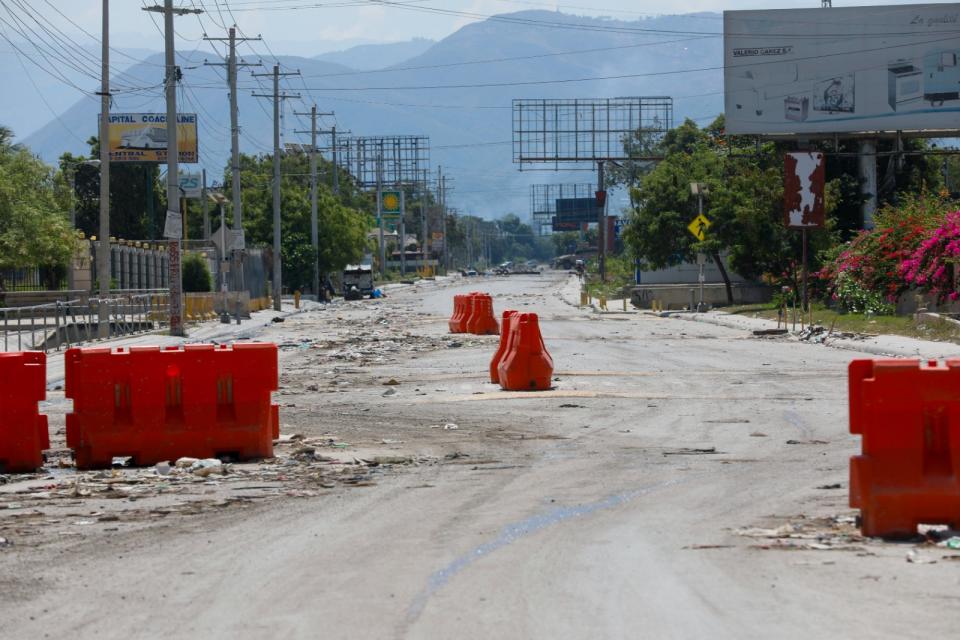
top-left (723, 4), bottom-right (960, 230)
top-left (512, 98), bottom-right (672, 170)
top-left (513, 97), bottom-right (673, 279)
top-left (335, 135), bottom-right (430, 188)
top-left (530, 184), bottom-right (595, 236)
top-left (331, 135), bottom-right (430, 277)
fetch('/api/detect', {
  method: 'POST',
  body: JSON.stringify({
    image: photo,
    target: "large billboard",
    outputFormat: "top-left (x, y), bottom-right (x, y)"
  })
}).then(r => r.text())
top-left (552, 197), bottom-right (599, 232)
top-left (104, 113), bottom-right (198, 163)
top-left (724, 5), bottom-right (960, 135)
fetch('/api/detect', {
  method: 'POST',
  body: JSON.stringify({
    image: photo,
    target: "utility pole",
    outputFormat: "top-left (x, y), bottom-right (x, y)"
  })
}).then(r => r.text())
top-left (294, 106), bottom-right (333, 298)
top-left (438, 166), bottom-right (448, 273)
top-left (97, 0), bottom-right (110, 338)
top-left (252, 65), bottom-right (300, 311)
top-left (377, 152), bottom-right (385, 277)
top-left (420, 169), bottom-right (428, 273)
top-left (204, 28), bottom-right (260, 298)
top-left (204, 28), bottom-right (260, 235)
top-left (143, 0), bottom-right (201, 337)
top-left (597, 160), bottom-right (607, 283)
top-left (331, 126), bottom-right (340, 195)
top-left (199, 169), bottom-right (209, 240)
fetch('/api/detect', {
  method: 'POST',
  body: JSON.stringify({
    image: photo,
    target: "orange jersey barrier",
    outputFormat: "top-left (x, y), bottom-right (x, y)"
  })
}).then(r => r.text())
top-left (466, 293), bottom-right (499, 336)
top-left (489, 310), bottom-right (519, 384)
top-left (0, 352), bottom-right (49, 473)
top-left (497, 313), bottom-right (553, 391)
top-left (849, 358), bottom-right (960, 537)
top-left (448, 295), bottom-right (467, 333)
top-left (65, 343), bottom-right (279, 470)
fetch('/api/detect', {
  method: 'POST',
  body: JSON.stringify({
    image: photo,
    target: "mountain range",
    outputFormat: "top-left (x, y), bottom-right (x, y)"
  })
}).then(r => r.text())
top-left (11, 10), bottom-right (725, 219)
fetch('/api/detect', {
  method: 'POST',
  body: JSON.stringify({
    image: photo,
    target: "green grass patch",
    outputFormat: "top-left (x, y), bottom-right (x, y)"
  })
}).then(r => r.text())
top-left (724, 302), bottom-right (960, 344)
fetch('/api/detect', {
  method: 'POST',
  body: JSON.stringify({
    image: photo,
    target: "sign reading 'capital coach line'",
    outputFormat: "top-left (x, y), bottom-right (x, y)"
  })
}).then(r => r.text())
top-left (101, 113), bottom-right (198, 163)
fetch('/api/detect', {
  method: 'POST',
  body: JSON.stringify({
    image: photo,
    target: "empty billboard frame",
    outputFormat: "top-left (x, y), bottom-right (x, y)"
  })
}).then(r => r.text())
top-left (512, 98), bottom-right (673, 169)
top-left (530, 184), bottom-right (596, 235)
top-left (335, 135), bottom-right (430, 188)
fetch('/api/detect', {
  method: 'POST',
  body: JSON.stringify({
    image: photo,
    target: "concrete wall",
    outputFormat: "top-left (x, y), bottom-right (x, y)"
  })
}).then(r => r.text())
top-left (632, 283), bottom-right (773, 310)
top-left (637, 254), bottom-right (748, 286)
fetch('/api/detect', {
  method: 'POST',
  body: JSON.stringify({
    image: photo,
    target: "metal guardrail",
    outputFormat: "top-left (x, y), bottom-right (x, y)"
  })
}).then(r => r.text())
top-left (1, 291), bottom-right (170, 353)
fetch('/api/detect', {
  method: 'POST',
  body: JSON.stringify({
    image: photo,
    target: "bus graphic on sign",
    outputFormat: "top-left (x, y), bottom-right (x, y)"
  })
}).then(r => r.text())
top-left (119, 126), bottom-right (168, 150)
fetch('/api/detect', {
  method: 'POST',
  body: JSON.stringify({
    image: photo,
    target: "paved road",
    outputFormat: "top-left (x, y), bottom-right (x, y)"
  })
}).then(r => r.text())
top-left (3, 273), bottom-right (958, 639)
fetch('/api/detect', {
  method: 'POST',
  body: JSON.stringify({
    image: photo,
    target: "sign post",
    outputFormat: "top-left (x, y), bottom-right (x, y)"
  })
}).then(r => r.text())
top-left (784, 151), bottom-right (826, 313)
top-left (688, 182), bottom-right (712, 312)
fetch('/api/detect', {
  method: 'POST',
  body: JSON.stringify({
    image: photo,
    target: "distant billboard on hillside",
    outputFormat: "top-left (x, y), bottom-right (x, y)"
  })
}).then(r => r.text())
top-left (103, 113), bottom-right (198, 163)
top-left (724, 5), bottom-right (960, 135)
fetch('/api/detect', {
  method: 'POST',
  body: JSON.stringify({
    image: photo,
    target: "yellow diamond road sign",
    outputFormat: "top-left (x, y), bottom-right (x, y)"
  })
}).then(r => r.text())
top-left (687, 213), bottom-right (711, 241)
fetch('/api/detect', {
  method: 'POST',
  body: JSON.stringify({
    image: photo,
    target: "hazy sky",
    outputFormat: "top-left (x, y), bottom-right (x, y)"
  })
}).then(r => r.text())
top-left (58, 0), bottom-right (960, 56)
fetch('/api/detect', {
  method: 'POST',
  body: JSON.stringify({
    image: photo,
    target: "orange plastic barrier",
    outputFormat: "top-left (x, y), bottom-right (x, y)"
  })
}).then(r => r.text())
top-left (849, 358), bottom-right (960, 537)
top-left (65, 343), bottom-right (279, 469)
top-left (448, 295), bottom-right (466, 333)
top-left (0, 352), bottom-right (49, 473)
top-left (497, 313), bottom-right (553, 391)
top-left (466, 293), bottom-right (499, 335)
top-left (489, 310), bottom-right (519, 383)
top-left (451, 292), bottom-right (480, 333)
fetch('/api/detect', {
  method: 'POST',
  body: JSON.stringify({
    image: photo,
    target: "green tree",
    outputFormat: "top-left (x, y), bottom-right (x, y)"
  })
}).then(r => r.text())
top-left (182, 252), bottom-right (212, 292)
top-left (0, 126), bottom-right (76, 291)
top-left (235, 151), bottom-right (372, 292)
top-left (623, 117), bottom-right (837, 304)
top-left (62, 137), bottom-right (164, 240)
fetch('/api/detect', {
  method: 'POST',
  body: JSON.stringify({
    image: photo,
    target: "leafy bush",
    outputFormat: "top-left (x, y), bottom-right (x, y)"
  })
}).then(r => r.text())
top-left (818, 193), bottom-right (951, 314)
top-left (901, 210), bottom-right (960, 303)
top-left (182, 253), bottom-right (212, 292)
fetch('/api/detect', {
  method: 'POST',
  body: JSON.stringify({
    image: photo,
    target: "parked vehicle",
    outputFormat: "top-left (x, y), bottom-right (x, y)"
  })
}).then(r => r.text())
top-left (342, 264), bottom-right (374, 299)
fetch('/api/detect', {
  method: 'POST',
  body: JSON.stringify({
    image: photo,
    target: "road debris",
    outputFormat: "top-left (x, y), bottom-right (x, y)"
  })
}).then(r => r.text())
top-left (736, 515), bottom-right (865, 551)
top-left (663, 447), bottom-right (721, 456)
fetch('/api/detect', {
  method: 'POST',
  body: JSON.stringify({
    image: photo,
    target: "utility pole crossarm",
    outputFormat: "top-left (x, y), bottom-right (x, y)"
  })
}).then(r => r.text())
top-left (142, 5), bottom-right (202, 15)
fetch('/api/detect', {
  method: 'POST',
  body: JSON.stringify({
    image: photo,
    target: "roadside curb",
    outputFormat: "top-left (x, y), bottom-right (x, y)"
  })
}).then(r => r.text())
top-left (664, 310), bottom-right (960, 360)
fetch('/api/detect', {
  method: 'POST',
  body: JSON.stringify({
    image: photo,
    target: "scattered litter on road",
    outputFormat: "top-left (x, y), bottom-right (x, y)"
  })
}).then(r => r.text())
top-left (906, 550), bottom-right (937, 564)
top-left (443, 423), bottom-right (459, 430)
top-left (683, 544), bottom-right (734, 550)
top-left (663, 447), bottom-right (721, 456)
top-left (749, 432), bottom-right (768, 437)
top-left (938, 536), bottom-right (960, 549)
top-left (816, 483), bottom-right (842, 490)
top-left (753, 329), bottom-right (788, 337)
top-left (786, 439), bottom-right (829, 445)
top-left (736, 515), bottom-right (868, 552)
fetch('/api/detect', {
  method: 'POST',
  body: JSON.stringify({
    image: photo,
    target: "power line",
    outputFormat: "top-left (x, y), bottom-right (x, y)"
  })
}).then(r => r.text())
top-left (277, 34), bottom-right (960, 92)
top-left (300, 35), bottom-right (717, 79)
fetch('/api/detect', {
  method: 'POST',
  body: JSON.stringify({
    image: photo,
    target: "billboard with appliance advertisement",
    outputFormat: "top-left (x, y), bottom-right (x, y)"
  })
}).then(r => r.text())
top-left (724, 5), bottom-right (960, 135)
